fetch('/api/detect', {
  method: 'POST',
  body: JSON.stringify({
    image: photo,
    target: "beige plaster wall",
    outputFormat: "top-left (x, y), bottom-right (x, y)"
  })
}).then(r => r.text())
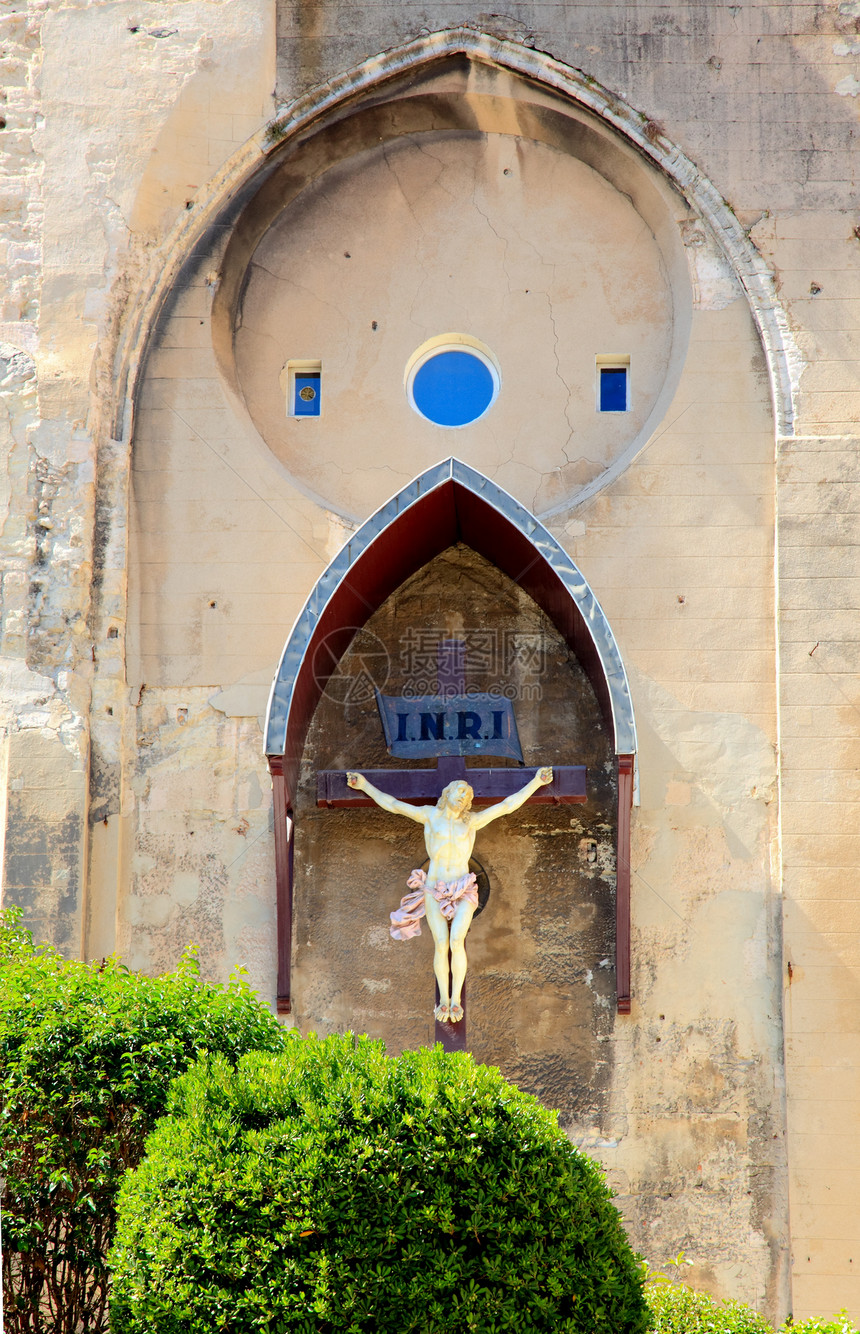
top-left (4, 0), bottom-right (860, 1322)
top-left (563, 291), bottom-right (783, 1308)
top-left (776, 433), bottom-right (860, 1317)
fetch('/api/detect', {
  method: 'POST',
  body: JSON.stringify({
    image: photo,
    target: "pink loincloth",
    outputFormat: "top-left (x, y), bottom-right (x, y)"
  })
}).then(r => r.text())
top-left (389, 869), bottom-right (479, 940)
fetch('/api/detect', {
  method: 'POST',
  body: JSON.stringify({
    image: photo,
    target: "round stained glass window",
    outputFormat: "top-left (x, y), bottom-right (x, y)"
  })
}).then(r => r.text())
top-left (406, 335), bottom-right (500, 428)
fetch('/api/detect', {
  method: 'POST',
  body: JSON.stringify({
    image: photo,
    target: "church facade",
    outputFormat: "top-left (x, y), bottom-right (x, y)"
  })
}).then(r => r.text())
top-left (2, 0), bottom-right (859, 1320)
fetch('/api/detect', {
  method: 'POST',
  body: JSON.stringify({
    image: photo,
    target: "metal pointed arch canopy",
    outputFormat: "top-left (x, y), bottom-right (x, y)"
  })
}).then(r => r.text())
top-left (264, 458), bottom-right (637, 796)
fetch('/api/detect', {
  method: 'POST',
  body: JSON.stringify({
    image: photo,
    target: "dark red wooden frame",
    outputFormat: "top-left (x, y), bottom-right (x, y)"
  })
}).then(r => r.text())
top-left (267, 469), bottom-right (634, 1015)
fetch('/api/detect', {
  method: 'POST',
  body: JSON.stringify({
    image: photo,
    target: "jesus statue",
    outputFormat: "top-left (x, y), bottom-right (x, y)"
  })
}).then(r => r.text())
top-left (346, 768), bottom-right (553, 1023)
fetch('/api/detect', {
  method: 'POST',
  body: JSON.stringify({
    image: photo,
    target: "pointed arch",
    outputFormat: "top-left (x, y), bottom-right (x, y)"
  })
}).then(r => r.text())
top-left (113, 26), bottom-right (797, 446)
top-left (265, 459), bottom-right (636, 1014)
top-left (265, 458), bottom-right (636, 779)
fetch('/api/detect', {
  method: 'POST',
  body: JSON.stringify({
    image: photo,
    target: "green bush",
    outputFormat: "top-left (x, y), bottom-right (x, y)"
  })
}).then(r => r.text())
top-left (0, 906), bottom-right (285, 1334)
top-left (783, 1318), bottom-right (859, 1334)
top-left (109, 1034), bottom-right (650, 1334)
top-left (647, 1280), bottom-right (773, 1333)
top-left (647, 1279), bottom-right (860, 1334)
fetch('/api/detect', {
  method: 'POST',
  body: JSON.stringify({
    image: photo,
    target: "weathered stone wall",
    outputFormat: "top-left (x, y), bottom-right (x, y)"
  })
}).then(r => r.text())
top-left (3, 0), bottom-right (860, 1321)
top-left (568, 287), bottom-right (785, 1310)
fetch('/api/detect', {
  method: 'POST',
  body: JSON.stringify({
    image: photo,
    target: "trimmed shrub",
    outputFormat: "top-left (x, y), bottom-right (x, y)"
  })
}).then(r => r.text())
top-left (109, 1034), bottom-right (650, 1334)
top-left (0, 906), bottom-right (285, 1334)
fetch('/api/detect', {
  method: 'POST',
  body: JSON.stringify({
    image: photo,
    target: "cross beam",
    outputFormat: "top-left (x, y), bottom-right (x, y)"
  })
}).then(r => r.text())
top-left (317, 764), bottom-right (587, 808)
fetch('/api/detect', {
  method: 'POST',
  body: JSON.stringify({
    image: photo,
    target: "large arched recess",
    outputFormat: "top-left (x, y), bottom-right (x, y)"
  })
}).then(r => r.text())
top-left (113, 28), bottom-right (797, 448)
top-left (265, 459), bottom-right (637, 1015)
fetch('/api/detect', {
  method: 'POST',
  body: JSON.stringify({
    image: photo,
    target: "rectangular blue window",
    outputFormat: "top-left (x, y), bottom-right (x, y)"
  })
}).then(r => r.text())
top-left (293, 371), bottom-right (321, 417)
top-left (599, 366), bottom-right (628, 412)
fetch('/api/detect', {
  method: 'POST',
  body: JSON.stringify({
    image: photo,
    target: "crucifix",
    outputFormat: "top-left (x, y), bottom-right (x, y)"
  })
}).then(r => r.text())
top-left (316, 638), bottom-right (588, 1051)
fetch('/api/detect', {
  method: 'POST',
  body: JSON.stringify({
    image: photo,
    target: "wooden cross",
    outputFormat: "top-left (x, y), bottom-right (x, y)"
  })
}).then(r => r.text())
top-left (316, 639), bottom-right (587, 1051)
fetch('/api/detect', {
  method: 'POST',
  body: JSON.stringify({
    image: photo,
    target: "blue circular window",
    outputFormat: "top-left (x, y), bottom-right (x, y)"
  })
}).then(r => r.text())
top-left (406, 336), bottom-right (500, 428)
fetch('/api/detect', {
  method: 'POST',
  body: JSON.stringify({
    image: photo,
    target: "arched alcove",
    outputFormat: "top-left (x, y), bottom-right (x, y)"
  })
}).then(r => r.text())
top-left (265, 459), bottom-right (636, 1014)
top-left (295, 543), bottom-right (618, 1110)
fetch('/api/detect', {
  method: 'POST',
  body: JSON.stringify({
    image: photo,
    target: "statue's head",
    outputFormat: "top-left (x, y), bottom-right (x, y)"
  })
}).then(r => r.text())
top-left (438, 780), bottom-right (474, 816)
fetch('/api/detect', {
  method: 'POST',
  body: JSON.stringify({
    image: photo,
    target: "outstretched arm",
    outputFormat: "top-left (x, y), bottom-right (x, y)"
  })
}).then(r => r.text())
top-left (470, 767), bottom-right (553, 830)
top-left (346, 772), bottom-right (429, 824)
